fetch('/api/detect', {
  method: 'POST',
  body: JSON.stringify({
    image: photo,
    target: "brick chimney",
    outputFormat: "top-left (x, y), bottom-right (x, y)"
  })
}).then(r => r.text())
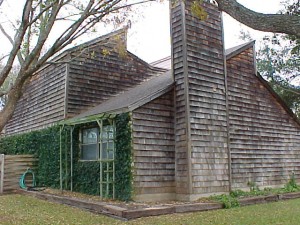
top-left (171, 0), bottom-right (230, 201)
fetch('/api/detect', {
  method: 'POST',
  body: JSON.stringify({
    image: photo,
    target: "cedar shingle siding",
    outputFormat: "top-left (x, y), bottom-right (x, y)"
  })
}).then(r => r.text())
top-left (4, 0), bottom-right (300, 202)
top-left (132, 90), bottom-right (175, 201)
top-left (5, 63), bottom-right (67, 135)
top-left (227, 47), bottom-right (300, 189)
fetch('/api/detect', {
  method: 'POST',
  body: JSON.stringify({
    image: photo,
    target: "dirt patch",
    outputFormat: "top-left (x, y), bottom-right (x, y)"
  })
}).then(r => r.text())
top-left (19, 188), bottom-right (300, 220)
top-left (40, 188), bottom-right (211, 210)
top-left (19, 189), bottom-right (223, 219)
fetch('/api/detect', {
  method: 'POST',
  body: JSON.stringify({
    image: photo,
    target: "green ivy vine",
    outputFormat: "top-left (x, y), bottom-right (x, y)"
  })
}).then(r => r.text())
top-left (0, 112), bottom-right (133, 201)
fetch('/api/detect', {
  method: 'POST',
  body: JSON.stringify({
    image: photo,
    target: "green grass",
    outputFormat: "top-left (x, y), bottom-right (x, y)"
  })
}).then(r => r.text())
top-left (1, 194), bottom-right (300, 225)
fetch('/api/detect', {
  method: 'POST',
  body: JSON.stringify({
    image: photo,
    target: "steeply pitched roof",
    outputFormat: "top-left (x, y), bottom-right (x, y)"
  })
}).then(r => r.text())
top-left (34, 28), bottom-right (128, 75)
top-left (62, 39), bottom-right (299, 126)
top-left (149, 41), bottom-right (256, 70)
top-left (62, 41), bottom-right (257, 125)
top-left (255, 73), bottom-right (300, 127)
top-left (151, 56), bottom-right (172, 70)
top-left (225, 40), bottom-right (255, 60)
top-left (63, 71), bottom-right (174, 125)
top-left (51, 28), bottom-right (128, 62)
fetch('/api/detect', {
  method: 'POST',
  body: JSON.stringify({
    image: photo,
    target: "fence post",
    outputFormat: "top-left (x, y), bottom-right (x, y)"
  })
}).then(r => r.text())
top-left (0, 154), bottom-right (4, 194)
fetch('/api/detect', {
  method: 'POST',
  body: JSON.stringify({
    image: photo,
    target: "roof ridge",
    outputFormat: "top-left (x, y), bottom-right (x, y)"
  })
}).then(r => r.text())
top-left (225, 40), bottom-right (255, 60)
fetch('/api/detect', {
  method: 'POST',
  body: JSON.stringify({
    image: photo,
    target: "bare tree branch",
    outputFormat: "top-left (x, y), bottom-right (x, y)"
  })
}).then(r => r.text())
top-left (0, 0), bottom-right (151, 131)
top-left (0, 0), bottom-right (33, 86)
top-left (0, 24), bottom-right (25, 64)
top-left (20, 0), bottom-right (62, 70)
top-left (26, 0), bottom-right (58, 29)
top-left (215, 0), bottom-right (300, 38)
top-left (0, 24), bottom-right (13, 44)
top-left (0, 54), bottom-right (9, 62)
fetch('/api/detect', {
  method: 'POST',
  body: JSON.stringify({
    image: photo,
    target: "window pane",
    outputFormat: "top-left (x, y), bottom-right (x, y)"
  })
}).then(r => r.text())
top-left (82, 128), bottom-right (98, 144)
top-left (101, 142), bottom-right (107, 159)
top-left (107, 142), bottom-right (114, 159)
top-left (101, 141), bottom-right (114, 160)
top-left (81, 144), bottom-right (98, 160)
top-left (102, 125), bottom-right (114, 140)
top-left (107, 142), bottom-right (114, 150)
top-left (108, 151), bottom-right (114, 160)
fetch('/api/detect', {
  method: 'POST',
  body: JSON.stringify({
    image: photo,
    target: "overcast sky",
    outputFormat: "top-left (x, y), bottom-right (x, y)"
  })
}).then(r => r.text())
top-left (0, 0), bottom-right (284, 63)
top-left (128, 0), bottom-right (283, 62)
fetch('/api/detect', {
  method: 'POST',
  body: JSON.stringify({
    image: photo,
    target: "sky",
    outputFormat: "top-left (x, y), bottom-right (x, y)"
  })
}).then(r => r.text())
top-left (127, 0), bottom-right (283, 62)
top-left (0, 0), bottom-right (284, 64)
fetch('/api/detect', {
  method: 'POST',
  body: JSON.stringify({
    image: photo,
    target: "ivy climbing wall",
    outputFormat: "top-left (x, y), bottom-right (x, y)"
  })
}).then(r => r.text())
top-left (0, 113), bottom-right (133, 201)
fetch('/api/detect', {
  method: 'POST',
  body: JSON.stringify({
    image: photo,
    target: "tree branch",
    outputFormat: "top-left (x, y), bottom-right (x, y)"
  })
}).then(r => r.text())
top-left (0, 54), bottom-right (9, 62)
top-left (0, 0), bottom-right (32, 86)
top-left (0, 89), bottom-right (9, 98)
top-left (0, 24), bottom-right (25, 64)
top-left (215, 0), bottom-right (300, 38)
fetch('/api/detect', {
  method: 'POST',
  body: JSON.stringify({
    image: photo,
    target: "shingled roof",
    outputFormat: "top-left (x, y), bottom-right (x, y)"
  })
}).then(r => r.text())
top-left (225, 40), bottom-right (255, 60)
top-left (63, 71), bottom-right (174, 125)
top-left (61, 41), bottom-right (264, 125)
top-left (150, 56), bottom-right (172, 69)
top-left (149, 41), bottom-right (256, 70)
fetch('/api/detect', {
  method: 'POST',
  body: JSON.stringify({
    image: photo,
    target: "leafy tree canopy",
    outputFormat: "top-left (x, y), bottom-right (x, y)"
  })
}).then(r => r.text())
top-left (256, 0), bottom-right (300, 116)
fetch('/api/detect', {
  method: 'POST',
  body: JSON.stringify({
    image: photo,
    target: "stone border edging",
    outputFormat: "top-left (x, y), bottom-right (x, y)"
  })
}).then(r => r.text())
top-left (18, 190), bottom-right (300, 220)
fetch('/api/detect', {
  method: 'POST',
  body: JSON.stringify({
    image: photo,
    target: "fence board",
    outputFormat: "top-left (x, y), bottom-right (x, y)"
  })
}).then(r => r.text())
top-left (0, 155), bottom-right (36, 193)
top-left (0, 154), bottom-right (4, 194)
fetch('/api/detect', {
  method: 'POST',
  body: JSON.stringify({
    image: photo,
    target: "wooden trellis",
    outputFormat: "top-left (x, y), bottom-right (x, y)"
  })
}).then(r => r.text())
top-left (98, 119), bottom-right (116, 199)
top-left (60, 114), bottom-right (116, 199)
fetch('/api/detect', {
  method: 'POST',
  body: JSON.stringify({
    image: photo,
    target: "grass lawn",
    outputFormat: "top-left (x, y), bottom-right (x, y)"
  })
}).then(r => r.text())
top-left (1, 194), bottom-right (300, 225)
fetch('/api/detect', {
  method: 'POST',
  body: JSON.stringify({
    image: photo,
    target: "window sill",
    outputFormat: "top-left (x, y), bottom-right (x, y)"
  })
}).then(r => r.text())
top-left (79, 159), bottom-right (98, 162)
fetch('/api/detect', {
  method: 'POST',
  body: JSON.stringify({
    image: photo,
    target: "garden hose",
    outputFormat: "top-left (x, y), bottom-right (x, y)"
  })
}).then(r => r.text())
top-left (19, 167), bottom-right (36, 189)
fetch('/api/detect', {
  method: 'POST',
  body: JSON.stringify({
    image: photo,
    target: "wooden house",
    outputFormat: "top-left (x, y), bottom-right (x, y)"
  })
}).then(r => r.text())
top-left (4, 0), bottom-right (300, 202)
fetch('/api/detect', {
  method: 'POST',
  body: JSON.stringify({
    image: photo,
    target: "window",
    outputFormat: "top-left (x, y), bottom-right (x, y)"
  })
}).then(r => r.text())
top-left (79, 120), bottom-right (116, 198)
top-left (80, 122), bottom-right (115, 161)
top-left (81, 127), bottom-right (98, 160)
top-left (101, 125), bottom-right (114, 160)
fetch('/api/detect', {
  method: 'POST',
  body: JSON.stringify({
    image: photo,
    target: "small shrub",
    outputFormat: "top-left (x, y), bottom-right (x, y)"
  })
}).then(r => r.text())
top-left (211, 194), bottom-right (240, 209)
top-left (230, 189), bottom-right (247, 198)
top-left (284, 173), bottom-right (300, 192)
top-left (247, 181), bottom-right (260, 192)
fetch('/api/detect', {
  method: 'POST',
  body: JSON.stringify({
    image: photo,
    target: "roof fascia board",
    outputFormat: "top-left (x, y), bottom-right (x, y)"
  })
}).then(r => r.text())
top-left (226, 40), bottom-right (255, 60)
top-left (227, 43), bottom-right (300, 127)
top-left (256, 73), bottom-right (300, 127)
top-left (126, 50), bottom-right (168, 73)
top-left (60, 113), bottom-right (116, 126)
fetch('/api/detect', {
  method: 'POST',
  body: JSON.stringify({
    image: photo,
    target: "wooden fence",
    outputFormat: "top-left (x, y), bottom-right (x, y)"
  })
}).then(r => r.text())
top-left (0, 154), bottom-right (37, 194)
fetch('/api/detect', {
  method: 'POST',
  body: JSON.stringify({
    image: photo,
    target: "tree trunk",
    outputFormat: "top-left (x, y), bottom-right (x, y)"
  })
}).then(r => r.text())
top-left (0, 85), bottom-right (23, 132)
